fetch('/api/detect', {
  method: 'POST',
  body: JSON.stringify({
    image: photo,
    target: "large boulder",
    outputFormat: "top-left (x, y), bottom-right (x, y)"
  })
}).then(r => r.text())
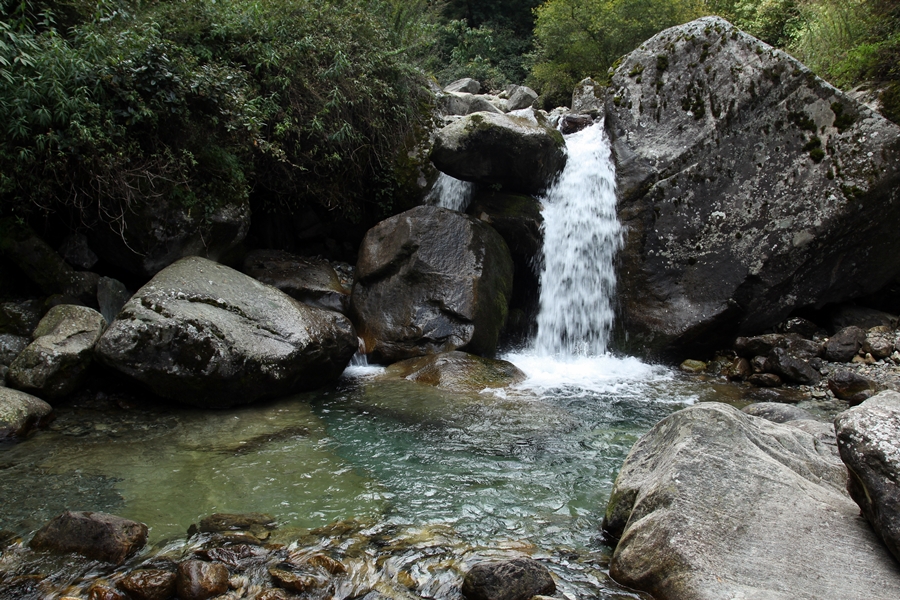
top-left (350, 206), bottom-right (513, 363)
top-left (30, 511), bottom-right (148, 565)
top-left (431, 111), bottom-right (567, 195)
top-left (603, 402), bottom-right (900, 600)
top-left (0, 387), bottom-right (53, 439)
top-left (462, 557), bottom-right (555, 600)
top-left (835, 391), bottom-right (900, 564)
top-left (96, 256), bottom-right (357, 408)
top-left (8, 305), bottom-right (106, 399)
top-left (606, 17), bottom-right (900, 359)
top-left (241, 249), bottom-right (349, 313)
top-left (86, 195), bottom-right (250, 278)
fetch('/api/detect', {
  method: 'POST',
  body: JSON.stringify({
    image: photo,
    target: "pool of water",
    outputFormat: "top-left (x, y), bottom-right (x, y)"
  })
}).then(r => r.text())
top-left (0, 353), bottom-right (813, 598)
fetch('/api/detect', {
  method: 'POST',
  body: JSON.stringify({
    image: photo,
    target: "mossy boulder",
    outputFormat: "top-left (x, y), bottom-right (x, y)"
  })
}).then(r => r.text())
top-left (350, 206), bottom-right (513, 363)
top-left (0, 387), bottom-right (53, 439)
top-left (431, 110), bottom-right (567, 195)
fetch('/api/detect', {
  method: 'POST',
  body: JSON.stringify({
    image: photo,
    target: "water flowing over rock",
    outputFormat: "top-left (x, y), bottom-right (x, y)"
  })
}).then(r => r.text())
top-left (350, 206), bottom-right (513, 363)
top-left (30, 511), bottom-right (148, 565)
top-left (431, 111), bottom-right (567, 196)
top-left (606, 16), bottom-right (900, 359)
top-left (835, 391), bottom-right (900, 564)
top-left (0, 387), bottom-right (53, 439)
top-left (96, 256), bottom-right (357, 408)
top-left (8, 305), bottom-right (106, 399)
top-left (426, 172), bottom-right (474, 211)
top-left (175, 560), bottom-right (229, 600)
top-left (387, 351), bottom-right (526, 393)
top-left (603, 402), bottom-right (900, 599)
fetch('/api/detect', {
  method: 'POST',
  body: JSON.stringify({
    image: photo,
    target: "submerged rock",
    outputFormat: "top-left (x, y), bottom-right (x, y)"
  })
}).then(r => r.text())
top-left (350, 206), bottom-right (513, 363)
top-left (8, 304), bottom-right (106, 399)
top-left (0, 387), bottom-right (53, 439)
top-left (431, 110), bottom-right (567, 195)
top-left (835, 391), bottom-right (900, 564)
top-left (118, 569), bottom-right (177, 600)
top-left (30, 511), bottom-right (148, 565)
top-left (462, 557), bottom-right (555, 600)
top-left (603, 403), bottom-right (900, 599)
top-left (387, 351), bottom-right (526, 393)
top-left (96, 257), bottom-right (357, 408)
top-left (608, 17), bottom-right (900, 359)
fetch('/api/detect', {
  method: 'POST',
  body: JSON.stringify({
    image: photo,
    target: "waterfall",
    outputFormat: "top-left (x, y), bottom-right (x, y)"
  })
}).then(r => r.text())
top-left (426, 172), bottom-right (474, 212)
top-left (532, 122), bottom-right (621, 357)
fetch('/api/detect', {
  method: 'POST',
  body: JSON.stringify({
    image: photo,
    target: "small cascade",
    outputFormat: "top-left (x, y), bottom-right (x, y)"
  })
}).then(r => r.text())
top-left (532, 122), bottom-right (622, 357)
top-left (426, 172), bottom-right (474, 212)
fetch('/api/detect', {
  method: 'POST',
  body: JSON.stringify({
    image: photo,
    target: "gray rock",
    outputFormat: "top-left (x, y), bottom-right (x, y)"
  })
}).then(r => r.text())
top-left (571, 77), bottom-right (605, 113)
top-left (734, 333), bottom-right (790, 358)
top-left (828, 369), bottom-right (878, 404)
top-left (437, 93), bottom-right (505, 117)
top-left (96, 256), bottom-right (357, 408)
top-left (30, 511), bottom-right (148, 565)
top-left (835, 391), bottom-right (900, 564)
top-left (607, 17), bottom-right (900, 359)
top-left (97, 276), bottom-right (131, 324)
top-left (825, 326), bottom-right (867, 362)
top-left (764, 347), bottom-right (821, 385)
top-left (58, 232), bottom-right (98, 270)
top-left (387, 351), bottom-right (526, 393)
top-left (462, 557), bottom-right (555, 600)
top-left (0, 299), bottom-right (43, 336)
top-left (241, 249), bottom-right (349, 313)
top-left (741, 402), bottom-right (816, 423)
top-left (350, 206), bottom-right (513, 363)
top-left (0, 333), bottom-right (29, 366)
top-left (603, 402), bottom-right (900, 600)
top-left (787, 337), bottom-right (824, 361)
top-left (0, 387), bottom-right (53, 439)
top-left (86, 195), bottom-right (250, 278)
top-left (864, 326), bottom-right (895, 359)
top-left (8, 305), bottom-right (106, 399)
top-left (506, 85), bottom-right (538, 111)
top-left (444, 78), bottom-right (481, 94)
top-left (431, 111), bottom-right (567, 196)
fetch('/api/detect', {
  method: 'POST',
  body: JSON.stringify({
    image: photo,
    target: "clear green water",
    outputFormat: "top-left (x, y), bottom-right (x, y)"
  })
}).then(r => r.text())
top-left (0, 354), bottom-right (777, 598)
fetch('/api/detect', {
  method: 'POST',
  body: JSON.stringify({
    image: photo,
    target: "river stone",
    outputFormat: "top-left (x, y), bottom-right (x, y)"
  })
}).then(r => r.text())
top-left (506, 85), bottom-right (538, 111)
top-left (0, 333), bottom-right (28, 366)
top-left (0, 387), bottom-right (53, 439)
top-left (431, 111), bottom-right (567, 196)
top-left (734, 333), bottom-right (789, 357)
top-left (175, 560), bottom-right (229, 600)
top-left (825, 326), bottom-right (867, 362)
top-left (387, 351), bottom-right (526, 393)
top-left (607, 17), bottom-right (900, 359)
top-left (241, 249), bottom-right (349, 313)
top-left (8, 304), bottom-right (106, 399)
top-left (602, 402), bottom-right (900, 599)
top-left (741, 402), bottom-right (816, 423)
top-left (747, 372), bottom-right (783, 387)
top-left (118, 569), bottom-right (177, 600)
top-left (445, 78), bottom-right (481, 94)
top-left (0, 222), bottom-right (99, 306)
top-left (85, 194), bottom-right (250, 278)
top-left (350, 206), bottom-right (513, 363)
top-left (835, 391), bottom-right (900, 564)
top-left (461, 557), bottom-right (555, 600)
top-left (864, 327), bottom-right (895, 359)
top-left (0, 299), bottom-right (43, 336)
top-left (30, 511), bottom-right (148, 565)
top-left (828, 369), bottom-right (877, 404)
top-left (96, 256), bottom-right (357, 408)
top-left (764, 347), bottom-right (821, 385)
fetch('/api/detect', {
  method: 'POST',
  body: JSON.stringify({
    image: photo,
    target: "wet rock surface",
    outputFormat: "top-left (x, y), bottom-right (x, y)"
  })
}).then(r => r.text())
top-left (117, 569), bottom-right (177, 600)
top-left (603, 402), bottom-right (900, 599)
top-left (0, 387), bottom-right (53, 439)
top-left (431, 110), bottom-right (567, 196)
top-left (387, 351), bottom-right (526, 393)
top-left (242, 249), bottom-right (349, 313)
top-left (29, 511), bottom-right (148, 565)
top-left (7, 304), bottom-right (106, 399)
top-left (607, 17), bottom-right (900, 359)
top-left (96, 256), bottom-right (358, 407)
top-left (350, 206), bottom-right (513, 363)
top-left (462, 557), bottom-right (556, 600)
top-left (835, 391), bottom-right (900, 564)
top-left (175, 559), bottom-right (229, 600)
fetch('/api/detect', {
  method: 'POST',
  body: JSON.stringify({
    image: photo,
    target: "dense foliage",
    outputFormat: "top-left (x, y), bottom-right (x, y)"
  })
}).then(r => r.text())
top-left (0, 0), bottom-right (435, 233)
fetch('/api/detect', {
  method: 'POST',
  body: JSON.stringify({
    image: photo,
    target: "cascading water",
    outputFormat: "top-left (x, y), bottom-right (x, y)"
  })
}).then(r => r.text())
top-left (532, 121), bottom-right (622, 357)
top-left (425, 171), bottom-right (474, 211)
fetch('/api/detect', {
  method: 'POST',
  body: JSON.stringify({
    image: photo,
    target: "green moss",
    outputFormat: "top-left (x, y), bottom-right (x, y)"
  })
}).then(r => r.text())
top-left (657, 54), bottom-right (669, 72)
top-left (629, 63), bottom-right (645, 78)
top-left (879, 82), bottom-right (900, 125)
top-left (831, 102), bottom-right (855, 132)
top-left (788, 110), bottom-right (816, 132)
top-left (809, 147), bottom-right (825, 163)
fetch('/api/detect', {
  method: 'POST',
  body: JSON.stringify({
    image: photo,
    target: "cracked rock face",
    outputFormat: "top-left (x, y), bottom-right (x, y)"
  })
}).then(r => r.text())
top-left (605, 16), bottom-right (900, 359)
top-left (96, 256), bottom-right (357, 408)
